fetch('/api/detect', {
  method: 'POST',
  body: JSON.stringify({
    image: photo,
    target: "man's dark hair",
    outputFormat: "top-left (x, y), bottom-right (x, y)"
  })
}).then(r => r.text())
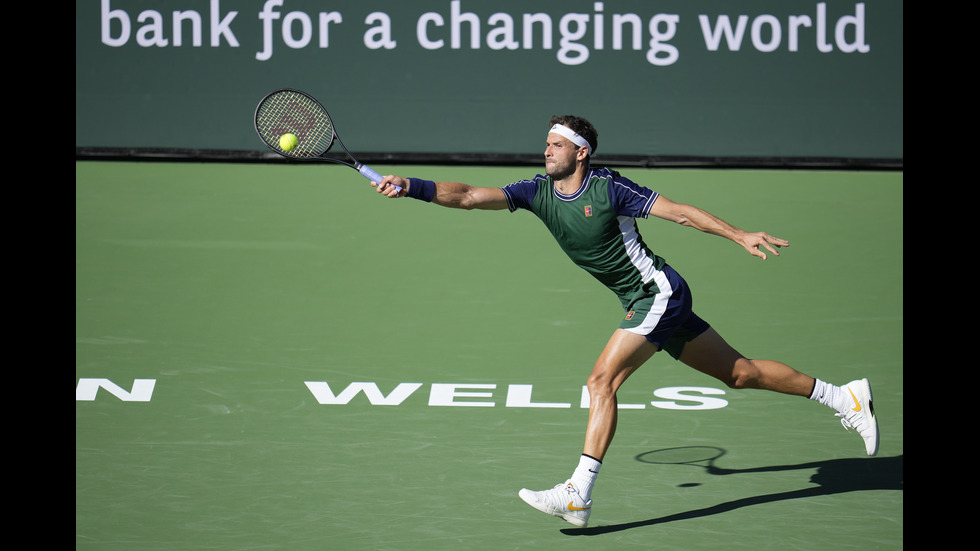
top-left (549, 115), bottom-right (598, 156)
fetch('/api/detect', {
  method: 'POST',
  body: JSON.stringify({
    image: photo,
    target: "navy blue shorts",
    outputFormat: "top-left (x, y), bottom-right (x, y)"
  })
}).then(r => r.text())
top-left (618, 264), bottom-right (711, 359)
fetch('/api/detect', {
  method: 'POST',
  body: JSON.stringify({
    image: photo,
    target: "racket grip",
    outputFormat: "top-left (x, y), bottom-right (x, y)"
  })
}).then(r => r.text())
top-left (359, 164), bottom-right (402, 193)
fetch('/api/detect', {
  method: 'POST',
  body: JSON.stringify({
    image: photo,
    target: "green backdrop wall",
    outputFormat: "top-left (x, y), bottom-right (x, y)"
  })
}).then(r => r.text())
top-left (76, 1), bottom-right (902, 163)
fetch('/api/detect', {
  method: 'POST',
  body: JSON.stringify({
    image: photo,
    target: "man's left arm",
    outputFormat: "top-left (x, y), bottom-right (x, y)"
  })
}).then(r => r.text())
top-left (648, 194), bottom-right (789, 260)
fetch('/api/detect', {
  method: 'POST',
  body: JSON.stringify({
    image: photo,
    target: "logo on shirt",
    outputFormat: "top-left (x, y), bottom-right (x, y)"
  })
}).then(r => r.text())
top-left (625, 311), bottom-right (635, 320)
top-left (584, 205), bottom-right (593, 217)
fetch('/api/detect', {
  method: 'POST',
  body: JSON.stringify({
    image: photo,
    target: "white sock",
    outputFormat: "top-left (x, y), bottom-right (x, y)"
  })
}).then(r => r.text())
top-left (569, 454), bottom-right (601, 501)
top-left (809, 379), bottom-right (846, 412)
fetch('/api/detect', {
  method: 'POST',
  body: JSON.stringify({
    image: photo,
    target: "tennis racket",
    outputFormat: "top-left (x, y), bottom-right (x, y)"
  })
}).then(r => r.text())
top-left (253, 88), bottom-right (401, 192)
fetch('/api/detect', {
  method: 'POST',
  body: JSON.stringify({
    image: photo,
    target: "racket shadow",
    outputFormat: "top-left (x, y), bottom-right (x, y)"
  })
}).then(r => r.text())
top-left (561, 452), bottom-right (903, 536)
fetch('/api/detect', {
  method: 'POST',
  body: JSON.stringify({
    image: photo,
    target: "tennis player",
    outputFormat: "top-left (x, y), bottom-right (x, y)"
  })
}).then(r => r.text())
top-left (372, 115), bottom-right (879, 528)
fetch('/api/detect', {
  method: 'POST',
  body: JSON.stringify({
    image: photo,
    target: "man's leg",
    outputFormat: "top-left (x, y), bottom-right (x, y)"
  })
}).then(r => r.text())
top-left (676, 327), bottom-right (814, 396)
top-left (518, 329), bottom-right (658, 527)
top-left (677, 326), bottom-right (878, 455)
top-left (583, 329), bottom-right (661, 460)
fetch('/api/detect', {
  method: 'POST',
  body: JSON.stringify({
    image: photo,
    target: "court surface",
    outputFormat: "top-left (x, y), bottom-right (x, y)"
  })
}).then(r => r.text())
top-left (76, 161), bottom-right (903, 550)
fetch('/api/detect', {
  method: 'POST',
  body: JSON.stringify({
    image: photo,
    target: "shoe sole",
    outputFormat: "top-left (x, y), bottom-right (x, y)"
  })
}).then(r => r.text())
top-left (518, 489), bottom-right (590, 527)
top-left (857, 378), bottom-right (879, 456)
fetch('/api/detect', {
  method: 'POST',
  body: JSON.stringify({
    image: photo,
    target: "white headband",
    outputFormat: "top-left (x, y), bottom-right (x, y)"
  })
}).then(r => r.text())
top-left (549, 124), bottom-right (593, 155)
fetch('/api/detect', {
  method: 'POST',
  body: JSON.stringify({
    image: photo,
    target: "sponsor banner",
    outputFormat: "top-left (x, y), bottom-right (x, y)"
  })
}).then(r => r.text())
top-left (77, 1), bottom-right (902, 159)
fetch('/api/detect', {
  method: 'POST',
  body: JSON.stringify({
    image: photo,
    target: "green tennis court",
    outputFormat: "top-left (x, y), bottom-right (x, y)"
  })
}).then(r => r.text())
top-left (76, 161), bottom-right (902, 550)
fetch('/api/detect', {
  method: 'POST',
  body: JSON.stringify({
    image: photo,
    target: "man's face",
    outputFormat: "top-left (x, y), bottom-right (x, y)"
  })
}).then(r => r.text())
top-left (544, 133), bottom-right (585, 180)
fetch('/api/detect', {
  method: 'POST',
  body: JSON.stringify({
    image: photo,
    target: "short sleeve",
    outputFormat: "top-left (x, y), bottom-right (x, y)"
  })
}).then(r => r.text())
top-left (501, 179), bottom-right (540, 212)
top-left (608, 174), bottom-right (659, 219)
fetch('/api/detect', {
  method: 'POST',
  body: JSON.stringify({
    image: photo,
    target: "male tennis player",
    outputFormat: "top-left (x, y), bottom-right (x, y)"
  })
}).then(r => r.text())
top-left (372, 115), bottom-right (879, 528)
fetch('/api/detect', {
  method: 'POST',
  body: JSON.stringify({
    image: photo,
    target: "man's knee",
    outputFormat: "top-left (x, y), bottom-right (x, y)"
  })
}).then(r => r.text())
top-left (587, 360), bottom-right (638, 398)
top-left (729, 358), bottom-right (762, 389)
top-left (586, 368), bottom-right (615, 396)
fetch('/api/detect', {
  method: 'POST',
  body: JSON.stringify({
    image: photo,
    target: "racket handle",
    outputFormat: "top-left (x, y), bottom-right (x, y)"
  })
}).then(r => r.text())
top-left (358, 164), bottom-right (402, 193)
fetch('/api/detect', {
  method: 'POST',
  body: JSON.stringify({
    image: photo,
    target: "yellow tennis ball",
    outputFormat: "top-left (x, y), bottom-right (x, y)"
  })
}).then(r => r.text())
top-left (279, 133), bottom-right (298, 151)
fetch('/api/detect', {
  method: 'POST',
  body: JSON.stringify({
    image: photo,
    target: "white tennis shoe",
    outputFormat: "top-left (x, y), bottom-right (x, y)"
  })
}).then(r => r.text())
top-left (518, 481), bottom-right (592, 527)
top-left (836, 378), bottom-right (879, 456)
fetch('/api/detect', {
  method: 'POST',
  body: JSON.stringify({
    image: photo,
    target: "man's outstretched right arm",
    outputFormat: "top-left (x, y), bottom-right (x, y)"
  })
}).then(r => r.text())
top-left (374, 175), bottom-right (509, 211)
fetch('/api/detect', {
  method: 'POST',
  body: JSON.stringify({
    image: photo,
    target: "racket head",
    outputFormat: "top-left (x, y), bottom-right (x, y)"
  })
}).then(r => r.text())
top-left (254, 89), bottom-right (337, 159)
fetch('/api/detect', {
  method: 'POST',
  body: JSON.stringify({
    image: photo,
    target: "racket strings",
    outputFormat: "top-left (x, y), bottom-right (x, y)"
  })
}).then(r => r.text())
top-left (256, 91), bottom-right (335, 158)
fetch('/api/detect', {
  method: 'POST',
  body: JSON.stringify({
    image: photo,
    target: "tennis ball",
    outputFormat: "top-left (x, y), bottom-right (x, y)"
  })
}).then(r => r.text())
top-left (279, 133), bottom-right (298, 151)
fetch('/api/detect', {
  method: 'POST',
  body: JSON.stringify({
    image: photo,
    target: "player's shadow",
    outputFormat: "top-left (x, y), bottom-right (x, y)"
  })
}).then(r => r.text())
top-left (560, 449), bottom-right (903, 536)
